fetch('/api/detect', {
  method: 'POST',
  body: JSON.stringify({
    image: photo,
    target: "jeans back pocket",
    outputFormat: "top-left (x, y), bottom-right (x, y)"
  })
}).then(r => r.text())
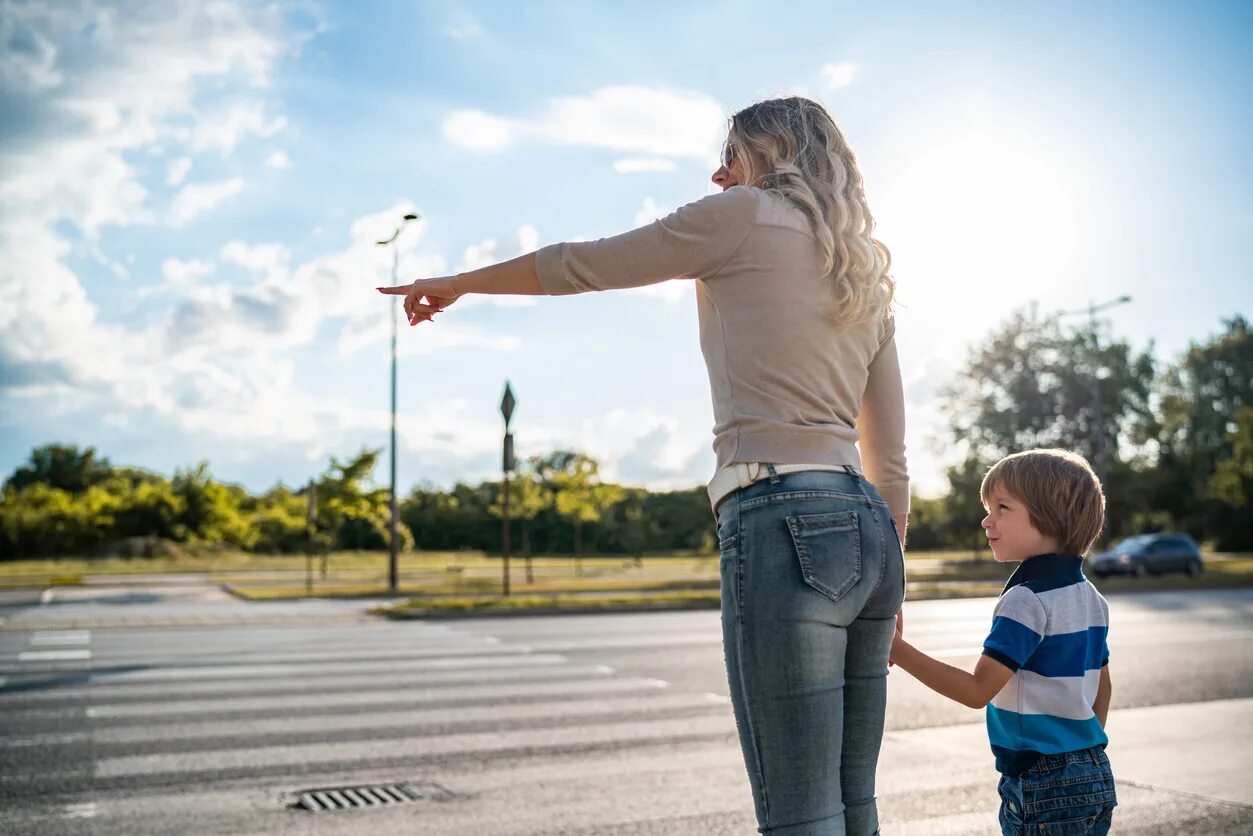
top-left (786, 510), bottom-right (862, 603)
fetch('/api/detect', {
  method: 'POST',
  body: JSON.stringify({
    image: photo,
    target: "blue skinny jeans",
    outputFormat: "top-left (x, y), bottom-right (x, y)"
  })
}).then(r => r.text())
top-left (717, 468), bottom-right (905, 835)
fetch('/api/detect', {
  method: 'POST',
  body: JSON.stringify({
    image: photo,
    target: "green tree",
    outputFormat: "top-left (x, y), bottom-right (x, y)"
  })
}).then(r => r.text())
top-left (5, 444), bottom-right (113, 493)
top-left (0, 482), bottom-right (115, 557)
top-left (944, 306), bottom-right (1155, 471)
top-left (1207, 405), bottom-right (1253, 549)
top-left (248, 486), bottom-right (316, 553)
top-left (172, 462), bottom-right (252, 546)
top-left (942, 306), bottom-right (1155, 544)
top-left (1149, 316), bottom-right (1252, 542)
top-left (314, 449), bottom-right (410, 551)
top-left (942, 457), bottom-right (993, 559)
top-left (551, 454), bottom-right (624, 574)
top-left (489, 464), bottom-right (549, 582)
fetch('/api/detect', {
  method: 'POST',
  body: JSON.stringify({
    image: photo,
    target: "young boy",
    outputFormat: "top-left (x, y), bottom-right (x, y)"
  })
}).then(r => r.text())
top-left (890, 449), bottom-right (1117, 835)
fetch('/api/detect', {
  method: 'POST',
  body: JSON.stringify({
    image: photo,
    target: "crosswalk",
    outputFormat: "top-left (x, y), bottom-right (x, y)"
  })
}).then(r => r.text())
top-left (1, 596), bottom-right (1250, 834)
top-left (0, 619), bottom-right (757, 834)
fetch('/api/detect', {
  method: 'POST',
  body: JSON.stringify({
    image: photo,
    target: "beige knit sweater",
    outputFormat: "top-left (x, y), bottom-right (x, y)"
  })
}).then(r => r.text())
top-left (535, 185), bottom-right (909, 517)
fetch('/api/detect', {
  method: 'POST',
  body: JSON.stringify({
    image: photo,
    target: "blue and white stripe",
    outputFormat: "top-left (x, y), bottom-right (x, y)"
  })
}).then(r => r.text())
top-left (981, 555), bottom-right (1110, 775)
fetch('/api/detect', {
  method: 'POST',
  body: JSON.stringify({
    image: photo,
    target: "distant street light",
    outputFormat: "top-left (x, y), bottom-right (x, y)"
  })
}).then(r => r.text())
top-left (1052, 295), bottom-right (1133, 485)
top-left (376, 212), bottom-right (420, 595)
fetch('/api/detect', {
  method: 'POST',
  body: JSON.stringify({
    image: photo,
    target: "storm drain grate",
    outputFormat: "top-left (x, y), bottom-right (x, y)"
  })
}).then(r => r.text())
top-left (295, 782), bottom-right (427, 812)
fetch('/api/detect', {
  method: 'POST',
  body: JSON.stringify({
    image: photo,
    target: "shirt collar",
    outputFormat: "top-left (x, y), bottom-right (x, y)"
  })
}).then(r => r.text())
top-left (1001, 553), bottom-right (1085, 594)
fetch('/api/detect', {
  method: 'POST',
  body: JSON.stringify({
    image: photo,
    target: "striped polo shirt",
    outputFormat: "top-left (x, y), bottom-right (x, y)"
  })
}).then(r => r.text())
top-left (981, 553), bottom-right (1110, 776)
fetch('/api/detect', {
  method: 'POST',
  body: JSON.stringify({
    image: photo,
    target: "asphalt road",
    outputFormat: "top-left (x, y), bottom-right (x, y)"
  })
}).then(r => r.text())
top-left (1, 584), bottom-right (1250, 834)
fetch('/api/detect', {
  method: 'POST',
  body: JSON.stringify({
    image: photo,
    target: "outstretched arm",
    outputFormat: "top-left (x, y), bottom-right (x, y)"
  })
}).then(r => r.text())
top-left (890, 636), bottom-right (1014, 709)
top-left (377, 253), bottom-right (544, 326)
top-left (376, 187), bottom-right (759, 325)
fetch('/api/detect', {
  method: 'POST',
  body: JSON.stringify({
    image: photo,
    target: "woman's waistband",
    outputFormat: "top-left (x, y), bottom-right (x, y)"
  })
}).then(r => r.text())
top-left (708, 462), bottom-right (861, 513)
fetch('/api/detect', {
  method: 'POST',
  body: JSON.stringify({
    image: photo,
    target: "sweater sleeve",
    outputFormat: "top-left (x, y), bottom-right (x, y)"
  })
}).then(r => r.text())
top-left (856, 317), bottom-right (910, 518)
top-left (534, 186), bottom-right (758, 295)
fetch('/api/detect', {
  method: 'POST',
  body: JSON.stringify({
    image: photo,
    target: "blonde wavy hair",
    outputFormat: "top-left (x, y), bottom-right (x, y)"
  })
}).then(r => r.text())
top-left (730, 96), bottom-right (894, 324)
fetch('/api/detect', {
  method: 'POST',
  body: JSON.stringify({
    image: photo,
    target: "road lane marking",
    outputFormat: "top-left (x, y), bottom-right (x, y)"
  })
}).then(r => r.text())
top-left (18, 649), bottom-right (92, 662)
top-left (31, 630), bottom-right (91, 646)
top-left (64, 640), bottom-right (529, 667)
top-left (63, 803), bottom-right (96, 819)
top-left (1, 662), bottom-right (612, 702)
top-left (40, 588), bottom-right (55, 604)
top-left (81, 652), bottom-right (570, 682)
top-left (72, 692), bottom-right (729, 745)
top-left (96, 713), bottom-right (737, 778)
top-left (86, 676), bottom-right (671, 718)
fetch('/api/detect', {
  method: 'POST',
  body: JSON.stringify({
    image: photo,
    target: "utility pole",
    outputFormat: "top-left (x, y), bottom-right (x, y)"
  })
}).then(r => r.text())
top-left (376, 212), bottom-right (419, 595)
top-left (305, 480), bottom-right (317, 597)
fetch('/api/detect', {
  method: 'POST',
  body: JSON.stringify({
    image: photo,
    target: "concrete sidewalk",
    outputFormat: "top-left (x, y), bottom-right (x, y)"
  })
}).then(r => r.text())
top-left (875, 698), bottom-right (1252, 833)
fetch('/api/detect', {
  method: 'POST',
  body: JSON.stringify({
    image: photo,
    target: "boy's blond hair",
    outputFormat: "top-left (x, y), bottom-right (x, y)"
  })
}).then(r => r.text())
top-left (980, 449), bottom-right (1106, 556)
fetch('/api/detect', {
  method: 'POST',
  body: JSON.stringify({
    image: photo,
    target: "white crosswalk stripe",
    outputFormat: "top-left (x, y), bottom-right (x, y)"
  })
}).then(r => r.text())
top-left (2, 598), bottom-right (1248, 835)
top-left (85, 675), bottom-right (673, 718)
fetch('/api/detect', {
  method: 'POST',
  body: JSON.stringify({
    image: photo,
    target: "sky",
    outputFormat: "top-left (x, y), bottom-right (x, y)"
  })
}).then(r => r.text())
top-left (1, 0), bottom-right (1250, 500)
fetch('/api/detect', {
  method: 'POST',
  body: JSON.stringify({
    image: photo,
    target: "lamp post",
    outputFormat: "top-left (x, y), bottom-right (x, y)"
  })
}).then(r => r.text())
top-left (500, 382), bottom-right (517, 597)
top-left (376, 212), bottom-right (419, 595)
top-left (1052, 295), bottom-right (1133, 484)
top-left (305, 480), bottom-right (317, 597)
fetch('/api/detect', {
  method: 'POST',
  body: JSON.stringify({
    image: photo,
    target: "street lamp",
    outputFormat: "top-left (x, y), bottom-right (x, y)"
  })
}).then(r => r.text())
top-left (1051, 295), bottom-right (1133, 484)
top-left (376, 212), bottom-right (420, 595)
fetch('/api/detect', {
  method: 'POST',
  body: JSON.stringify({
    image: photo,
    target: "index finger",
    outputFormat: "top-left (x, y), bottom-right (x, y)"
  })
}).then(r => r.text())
top-left (376, 284), bottom-right (413, 295)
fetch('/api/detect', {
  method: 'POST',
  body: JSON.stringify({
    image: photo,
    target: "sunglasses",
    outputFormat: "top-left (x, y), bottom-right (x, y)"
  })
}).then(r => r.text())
top-left (721, 142), bottom-right (736, 169)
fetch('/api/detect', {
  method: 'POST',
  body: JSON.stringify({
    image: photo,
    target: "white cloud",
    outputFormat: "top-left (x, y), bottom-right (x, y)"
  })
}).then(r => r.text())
top-left (166, 156), bottom-right (192, 185)
top-left (189, 99), bottom-right (286, 154)
top-left (441, 110), bottom-right (515, 150)
top-left (517, 224), bottom-right (539, 253)
top-left (520, 408), bottom-right (711, 490)
top-left (613, 158), bottom-right (678, 174)
top-left (632, 196), bottom-right (666, 228)
top-left (443, 13), bottom-right (484, 40)
top-left (443, 85), bottom-right (727, 161)
top-left (0, 2), bottom-right (315, 452)
top-left (0, 11), bottom-right (62, 91)
top-left (161, 257), bottom-right (214, 287)
top-left (452, 226), bottom-right (542, 309)
top-left (458, 237), bottom-right (501, 272)
top-left (264, 150), bottom-right (290, 169)
top-left (627, 198), bottom-right (689, 303)
top-left (169, 177), bottom-right (244, 227)
top-left (822, 62), bottom-right (856, 89)
top-left (538, 86), bottom-right (725, 158)
top-left (220, 240), bottom-right (290, 274)
top-left (86, 240), bottom-right (129, 279)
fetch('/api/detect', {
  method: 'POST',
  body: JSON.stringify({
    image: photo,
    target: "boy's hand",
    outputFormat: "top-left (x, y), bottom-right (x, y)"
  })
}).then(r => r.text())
top-left (888, 609), bottom-right (904, 667)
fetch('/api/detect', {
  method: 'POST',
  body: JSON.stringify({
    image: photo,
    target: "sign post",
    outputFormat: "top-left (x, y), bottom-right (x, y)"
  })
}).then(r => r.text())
top-left (500, 382), bottom-right (516, 597)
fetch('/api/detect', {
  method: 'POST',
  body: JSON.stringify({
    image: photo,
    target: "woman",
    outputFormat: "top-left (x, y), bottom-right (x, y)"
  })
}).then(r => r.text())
top-left (379, 96), bottom-right (907, 835)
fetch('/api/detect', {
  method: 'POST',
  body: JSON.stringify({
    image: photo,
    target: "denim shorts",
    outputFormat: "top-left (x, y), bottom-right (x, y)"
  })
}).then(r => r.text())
top-left (998, 746), bottom-right (1117, 835)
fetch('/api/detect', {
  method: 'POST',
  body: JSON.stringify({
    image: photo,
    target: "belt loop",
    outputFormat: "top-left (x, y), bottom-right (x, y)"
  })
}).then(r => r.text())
top-left (765, 463), bottom-right (780, 485)
top-left (853, 468), bottom-right (873, 502)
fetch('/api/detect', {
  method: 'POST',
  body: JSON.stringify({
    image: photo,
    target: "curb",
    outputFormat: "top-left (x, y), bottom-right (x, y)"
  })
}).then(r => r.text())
top-left (376, 598), bottom-right (722, 620)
